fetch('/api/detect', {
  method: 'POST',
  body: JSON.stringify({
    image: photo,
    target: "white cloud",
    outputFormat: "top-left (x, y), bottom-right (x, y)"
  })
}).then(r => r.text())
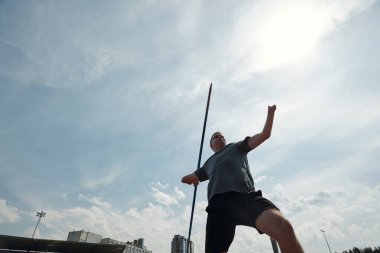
top-left (255, 175), bottom-right (268, 184)
top-left (151, 191), bottom-right (178, 206)
top-left (150, 181), bottom-right (186, 207)
top-left (174, 186), bottom-right (186, 200)
top-left (78, 194), bottom-right (112, 209)
top-left (0, 198), bottom-right (21, 223)
top-left (81, 166), bottom-right (123, 190)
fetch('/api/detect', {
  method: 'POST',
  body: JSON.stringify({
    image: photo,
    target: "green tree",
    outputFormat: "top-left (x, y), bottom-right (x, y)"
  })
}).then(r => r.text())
top-left (341, 246), bottom-right (380, 253)
top-left (363, 247), bottom-right (373, 253)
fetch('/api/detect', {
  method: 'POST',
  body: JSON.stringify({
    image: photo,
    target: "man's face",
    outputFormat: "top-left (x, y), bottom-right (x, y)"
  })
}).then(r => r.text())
top-left (210, 132), bottom-right (226, 151)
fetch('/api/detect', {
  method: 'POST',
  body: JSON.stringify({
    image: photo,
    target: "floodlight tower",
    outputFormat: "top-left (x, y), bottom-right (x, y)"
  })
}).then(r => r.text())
top-left (320, 229), bottom-right (332, 253)
top-left (32, 211), bottom-right (46, 238)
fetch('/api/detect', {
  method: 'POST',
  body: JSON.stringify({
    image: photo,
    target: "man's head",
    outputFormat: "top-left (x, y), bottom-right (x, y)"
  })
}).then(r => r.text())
top-left (210, 132), bottom-right (226, 152)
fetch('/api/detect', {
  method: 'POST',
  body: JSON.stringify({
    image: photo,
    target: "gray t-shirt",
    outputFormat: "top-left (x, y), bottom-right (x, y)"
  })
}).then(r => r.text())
top-left (194, 137), bottom-right (255, 201)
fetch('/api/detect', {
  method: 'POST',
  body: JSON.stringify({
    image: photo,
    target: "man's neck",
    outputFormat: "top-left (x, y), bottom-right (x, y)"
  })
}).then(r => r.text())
top-left (213, 145), bottom-right (225, 153)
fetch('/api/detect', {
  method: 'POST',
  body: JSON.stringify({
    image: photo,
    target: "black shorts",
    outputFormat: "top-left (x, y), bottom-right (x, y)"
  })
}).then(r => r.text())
top-left (205, 191), bottom-right (279, 253)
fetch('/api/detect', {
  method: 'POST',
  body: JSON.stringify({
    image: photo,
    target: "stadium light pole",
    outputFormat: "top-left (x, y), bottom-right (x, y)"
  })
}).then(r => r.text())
top-left (320, 229), bottom-right (332, 253)
top-left (32, 211), bottom-right (46, 238)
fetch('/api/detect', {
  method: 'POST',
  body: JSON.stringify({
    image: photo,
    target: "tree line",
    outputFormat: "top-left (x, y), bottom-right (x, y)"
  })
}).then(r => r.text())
top-left (342, 247), bottom-right (380, 253)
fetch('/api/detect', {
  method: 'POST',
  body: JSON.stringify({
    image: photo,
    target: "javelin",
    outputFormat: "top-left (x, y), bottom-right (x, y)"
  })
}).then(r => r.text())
top-left (187, 83), bottom-right (212, 253)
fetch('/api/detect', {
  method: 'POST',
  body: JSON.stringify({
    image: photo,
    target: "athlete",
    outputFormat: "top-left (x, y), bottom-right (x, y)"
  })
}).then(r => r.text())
top-left (182, 105), bottom-right (304, 253)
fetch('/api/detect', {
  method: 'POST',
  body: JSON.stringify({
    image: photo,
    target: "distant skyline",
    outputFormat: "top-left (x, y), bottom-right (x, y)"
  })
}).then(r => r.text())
top-left (1, 1), bottom-right (379, 253)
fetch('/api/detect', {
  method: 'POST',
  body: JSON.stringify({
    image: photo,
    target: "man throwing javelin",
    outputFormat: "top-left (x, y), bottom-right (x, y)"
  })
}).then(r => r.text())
top-left (181, 105), bottom-right (304, 253)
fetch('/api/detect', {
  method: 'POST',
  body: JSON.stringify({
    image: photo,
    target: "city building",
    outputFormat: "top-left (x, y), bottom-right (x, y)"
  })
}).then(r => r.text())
top-left (127, 238), bottom-right (144, 248)
top-left (67, 230), bottom-right (152, 253)
top-left (0, 234), bottom-right (124, 253)
top-left (171, 234), bottom-right (194, 253)
top-left (67, 230), bottom-right (102, 243)
top-left (101, 237), bottom-right (126, 245)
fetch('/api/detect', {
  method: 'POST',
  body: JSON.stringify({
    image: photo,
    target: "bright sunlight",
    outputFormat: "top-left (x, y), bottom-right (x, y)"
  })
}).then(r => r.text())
top-left (235, 2), bottom-right (331, 72)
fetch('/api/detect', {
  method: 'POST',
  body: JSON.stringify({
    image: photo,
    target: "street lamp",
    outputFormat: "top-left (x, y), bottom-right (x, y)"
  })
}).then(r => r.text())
top-left (32, 211), bottom-right (46, 238)
top-left (320, 229), bottom-right (332, 253)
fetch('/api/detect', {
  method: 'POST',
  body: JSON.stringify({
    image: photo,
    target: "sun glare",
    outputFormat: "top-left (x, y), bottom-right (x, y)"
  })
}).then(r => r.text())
top-left (259, 6), bottom-right (326, 68)
top-left (234, 3), bottom-right (329, 72)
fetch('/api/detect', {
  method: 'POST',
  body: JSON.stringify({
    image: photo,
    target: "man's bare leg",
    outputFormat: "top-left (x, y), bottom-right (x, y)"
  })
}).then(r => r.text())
top-left (256, 208), bottom-right (304, 253)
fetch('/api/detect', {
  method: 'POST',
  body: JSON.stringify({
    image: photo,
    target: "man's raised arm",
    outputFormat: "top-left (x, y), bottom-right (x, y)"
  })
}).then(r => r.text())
top-left (248, 105), bottom-right (276, 150)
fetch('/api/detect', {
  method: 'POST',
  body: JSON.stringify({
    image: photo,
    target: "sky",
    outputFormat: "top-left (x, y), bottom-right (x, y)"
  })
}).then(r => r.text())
top-left (0, 0), bottom-right (379, 252)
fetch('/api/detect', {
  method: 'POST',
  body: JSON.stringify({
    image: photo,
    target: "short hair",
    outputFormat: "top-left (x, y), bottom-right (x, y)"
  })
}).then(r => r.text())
top-left (210, 131), bottom-right (222, 145)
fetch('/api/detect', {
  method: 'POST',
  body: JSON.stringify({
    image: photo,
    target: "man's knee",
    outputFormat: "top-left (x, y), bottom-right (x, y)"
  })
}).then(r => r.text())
top-left (266, 209), bottom-right (294, 234)
top-left (279, 217), bottom-right (295, 235)
top-left (256, 209), bottom-right (296, 237)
